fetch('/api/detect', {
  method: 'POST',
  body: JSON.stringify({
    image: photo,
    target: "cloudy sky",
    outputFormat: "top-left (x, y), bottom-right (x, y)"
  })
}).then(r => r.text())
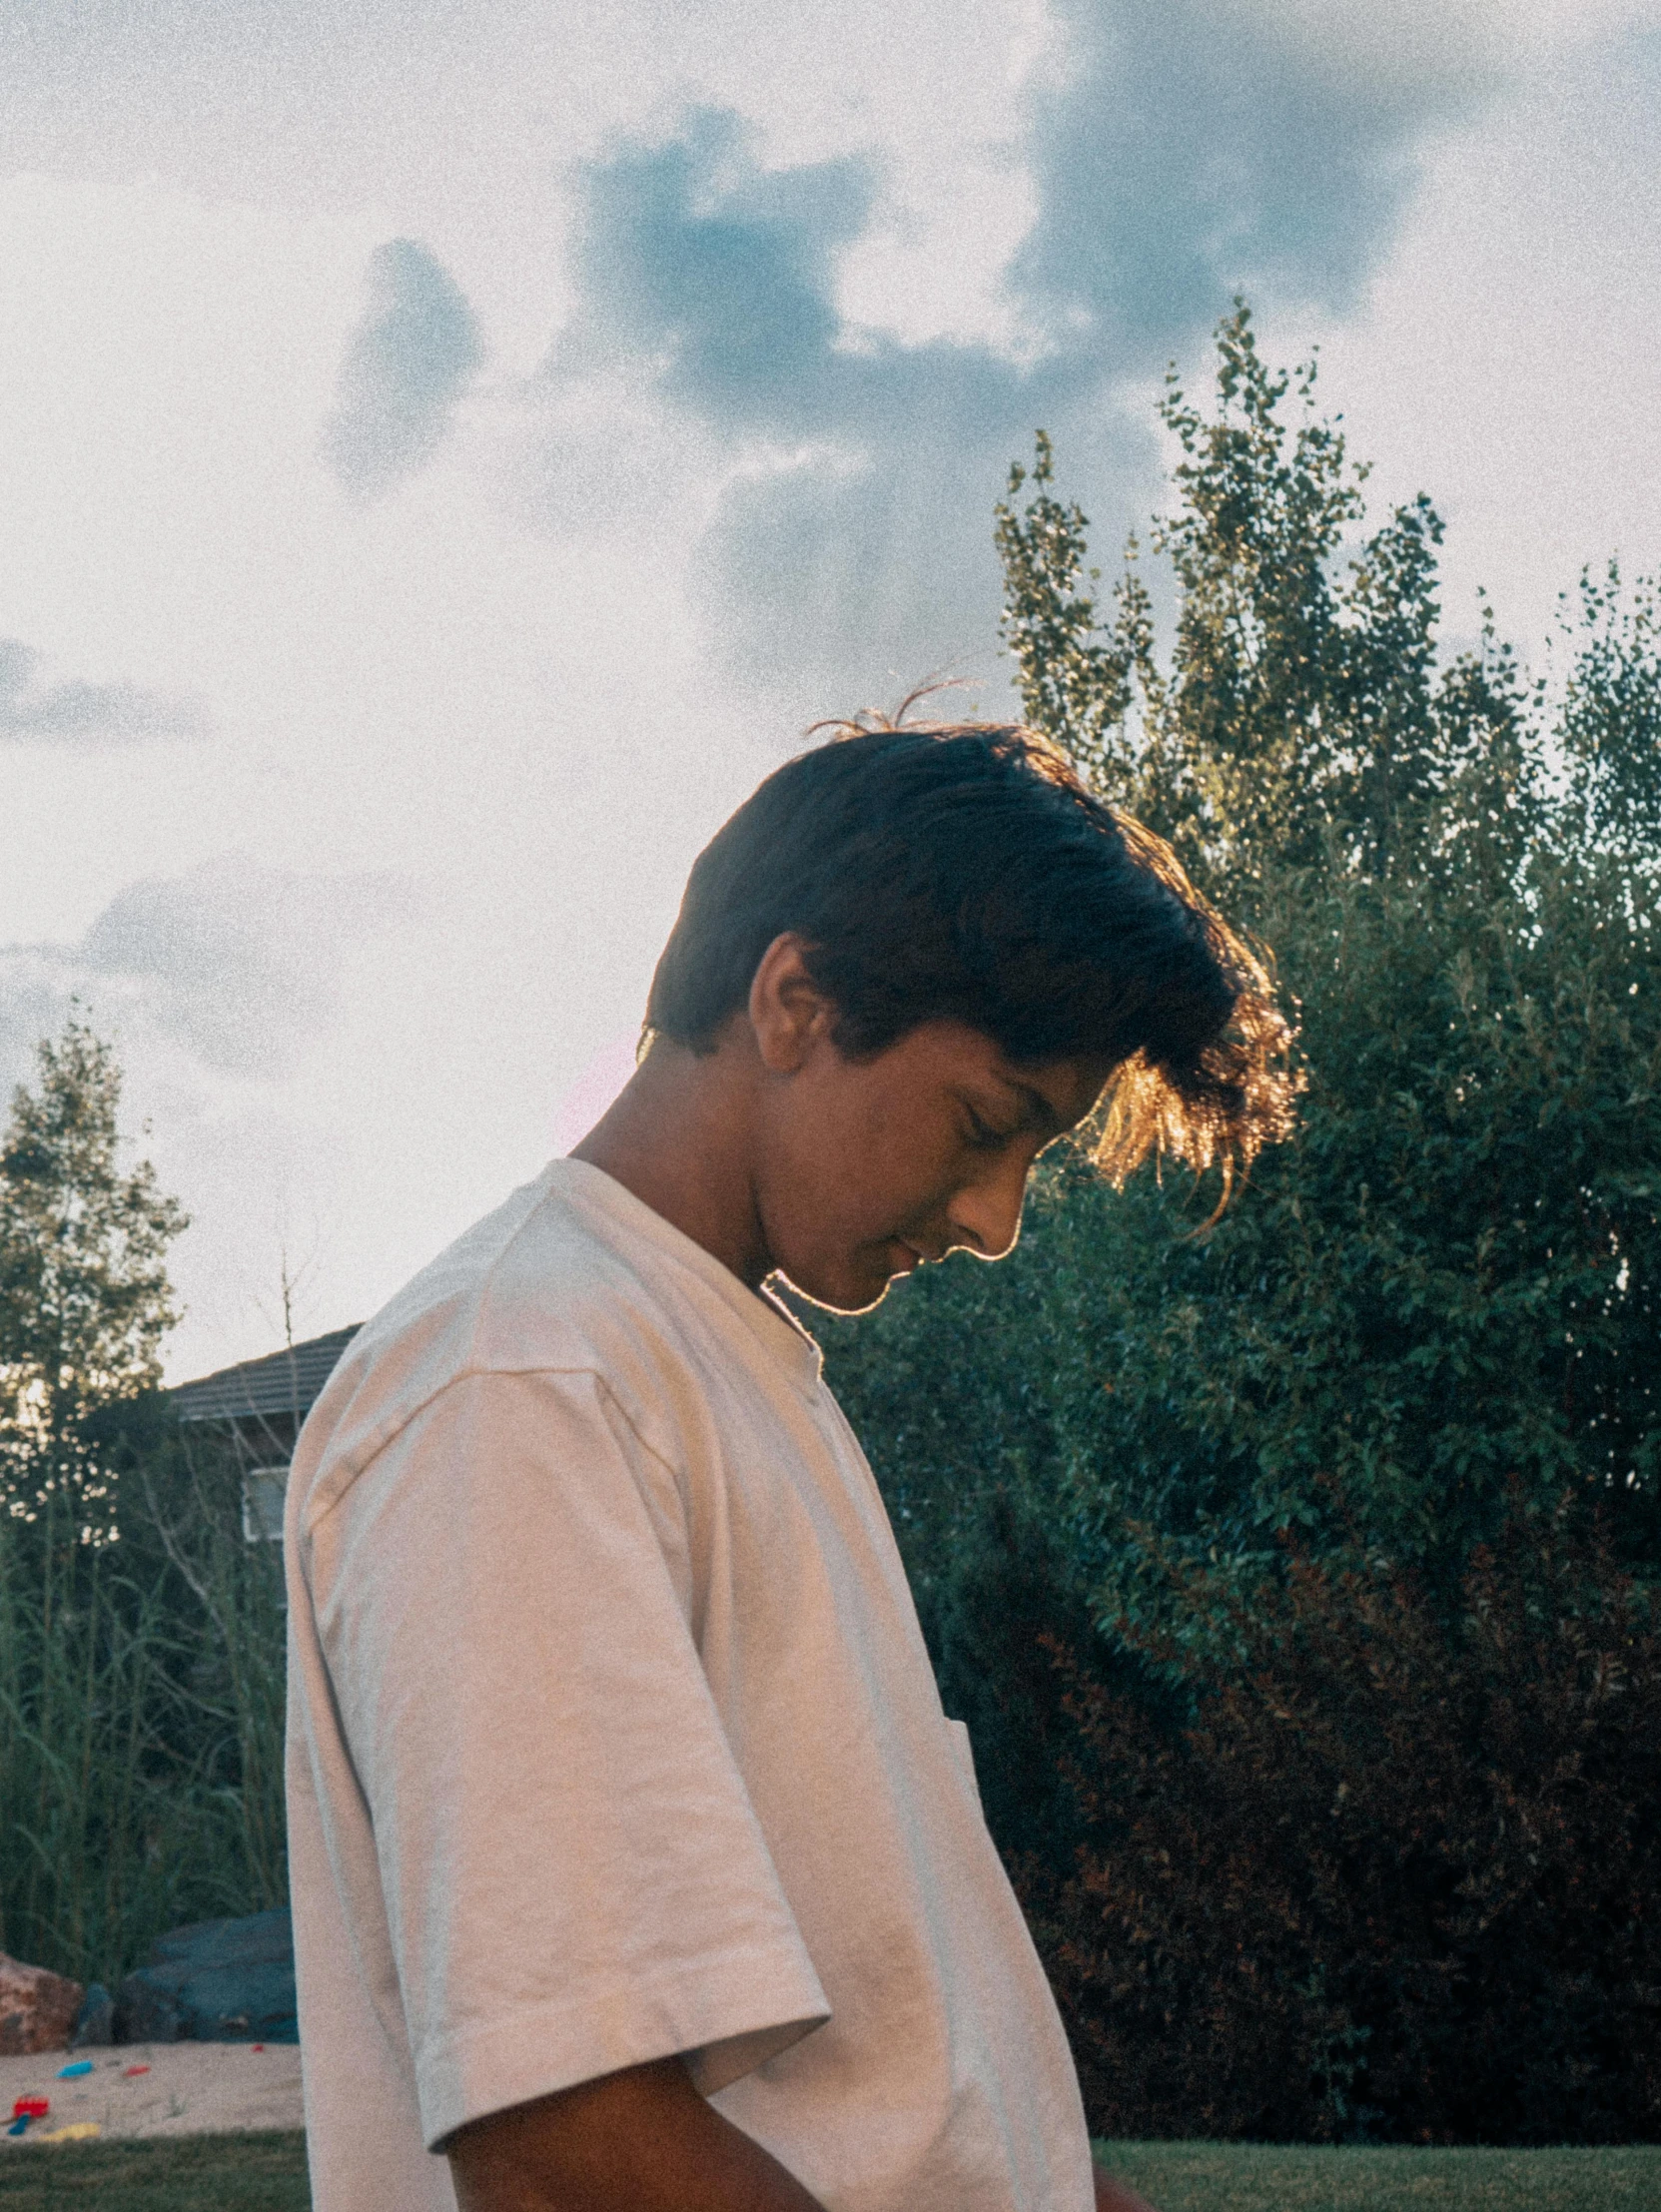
top-left (1, 0), bottom-right (1657, 1381)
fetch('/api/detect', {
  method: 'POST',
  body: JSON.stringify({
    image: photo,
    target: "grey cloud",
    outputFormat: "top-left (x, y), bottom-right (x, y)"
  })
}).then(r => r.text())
top-left (323, 238), bottom-right (484, 499)
top-left (541, 2), bottom-right (1501, 710)
top-left (566, 107), bottom-right (879, 440)
top-left (0, 860), bottom-right (411, 1085)
top-left (564, 107), bottom-right (1050, 454)
top-left (1011, 0), bottom-right (1482, 354)
top-left (0, 637), bottom-right (210, 745)
top-left (555, 111), bottom-right (1066, 704)
top-left (686, 434), bottom-right (1051, 713)
top-left (79, 858), bottom-right (411, 1076)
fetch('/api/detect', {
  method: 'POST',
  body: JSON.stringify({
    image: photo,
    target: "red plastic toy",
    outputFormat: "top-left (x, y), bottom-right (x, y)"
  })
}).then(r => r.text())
top-left (11, 2097), bottom-right (49, 2120)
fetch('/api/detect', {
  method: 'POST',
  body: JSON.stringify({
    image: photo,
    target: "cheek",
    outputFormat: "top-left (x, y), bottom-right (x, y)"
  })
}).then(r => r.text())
top-left (777, 1093), bottom-right (915, 1233)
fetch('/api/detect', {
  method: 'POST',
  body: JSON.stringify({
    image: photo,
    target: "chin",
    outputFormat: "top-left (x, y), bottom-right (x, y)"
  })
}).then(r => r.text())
top-left (775, 1258), bottom-right (897, 1318)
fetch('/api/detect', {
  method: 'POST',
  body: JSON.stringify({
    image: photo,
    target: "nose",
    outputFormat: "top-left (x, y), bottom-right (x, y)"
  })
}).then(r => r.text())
top-left (944, 1152), bottom-right (1031, 1262)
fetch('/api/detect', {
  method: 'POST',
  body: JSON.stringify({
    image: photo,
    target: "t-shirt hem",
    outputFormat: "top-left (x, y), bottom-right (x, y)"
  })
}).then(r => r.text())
top-left (417, 1948), bottom-right (831, 2150)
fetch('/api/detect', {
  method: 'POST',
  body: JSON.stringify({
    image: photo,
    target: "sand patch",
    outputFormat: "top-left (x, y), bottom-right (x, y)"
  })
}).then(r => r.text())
top-left (1, 2041), bottom-right (304, 2141)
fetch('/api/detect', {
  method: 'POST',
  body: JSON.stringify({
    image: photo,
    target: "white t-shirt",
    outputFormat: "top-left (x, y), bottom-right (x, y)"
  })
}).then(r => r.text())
top-left (285, 1156), bottom-right (1094, 2212)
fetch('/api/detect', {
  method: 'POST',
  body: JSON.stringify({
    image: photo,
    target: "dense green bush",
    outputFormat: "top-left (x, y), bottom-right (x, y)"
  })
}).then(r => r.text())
top-left (1027, 1503), bottom-right (1661, 2144)
top-left (0, 1413), bottom-right (289, 1984)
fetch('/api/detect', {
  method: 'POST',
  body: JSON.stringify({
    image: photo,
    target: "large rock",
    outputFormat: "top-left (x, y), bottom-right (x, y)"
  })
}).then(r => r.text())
top-left (70, 1982), bottom-right (115, 2048)
top-left (0, 1953), bottom-right (85, 2055)
top-left (114, 1964), bottom-right (182, 2043)
top-left (114, 1908), bottom-right (297, 2045)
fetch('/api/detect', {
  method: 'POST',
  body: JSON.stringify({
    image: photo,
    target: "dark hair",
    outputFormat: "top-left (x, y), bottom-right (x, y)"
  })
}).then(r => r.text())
top-left (646, 720), bottom-right (1295, 1183)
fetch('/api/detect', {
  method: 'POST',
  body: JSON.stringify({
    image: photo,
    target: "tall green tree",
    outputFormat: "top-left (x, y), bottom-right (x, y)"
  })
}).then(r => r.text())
top-left (977, 305), bottom-right (1657, 1586)
top-left (995, 305), bottom-right (1537, 895)
top-left (821, 300), bottom-right (1659, 1656)
top-left (0, 1024), bottom-right (286, 1983)
top-left (1559, 560), bottom-right (1661, 862)
top-left (0, 1017), bottom-right (188, 1538)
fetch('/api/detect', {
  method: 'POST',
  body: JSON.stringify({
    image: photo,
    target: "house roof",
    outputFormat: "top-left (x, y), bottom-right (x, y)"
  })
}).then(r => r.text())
top-left (170, 1324), bottom-right (362, 1426)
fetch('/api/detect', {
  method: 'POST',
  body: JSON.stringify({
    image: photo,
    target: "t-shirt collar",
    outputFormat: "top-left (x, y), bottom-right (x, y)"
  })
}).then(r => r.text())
top-left (549, 1156), bottom-right (825, 1393)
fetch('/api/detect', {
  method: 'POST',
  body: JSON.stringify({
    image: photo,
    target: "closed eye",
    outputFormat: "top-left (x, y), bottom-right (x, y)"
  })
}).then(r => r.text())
top-left (963, 1106), bottom-right (1019, 1150)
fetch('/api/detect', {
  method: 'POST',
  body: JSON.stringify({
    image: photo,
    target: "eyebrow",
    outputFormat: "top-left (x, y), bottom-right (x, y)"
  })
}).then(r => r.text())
top-left (1007, 1081), bottom-right (1065, 1138)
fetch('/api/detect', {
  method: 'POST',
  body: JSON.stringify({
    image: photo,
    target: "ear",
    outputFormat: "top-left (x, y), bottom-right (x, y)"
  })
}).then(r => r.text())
top-left (748, 933), bottom-right (837, 1075)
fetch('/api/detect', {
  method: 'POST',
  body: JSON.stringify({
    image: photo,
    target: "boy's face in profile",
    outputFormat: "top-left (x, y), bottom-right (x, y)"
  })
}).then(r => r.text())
top-left (753, 1014), bottom-right (1112, 1314)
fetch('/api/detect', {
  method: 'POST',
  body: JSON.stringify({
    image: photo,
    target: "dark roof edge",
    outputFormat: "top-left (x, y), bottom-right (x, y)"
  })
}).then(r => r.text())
top-left (169, 1323), bottom-right (363, 1424)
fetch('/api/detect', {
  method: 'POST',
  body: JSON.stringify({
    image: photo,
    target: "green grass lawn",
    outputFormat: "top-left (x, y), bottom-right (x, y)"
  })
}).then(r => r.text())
top-left (0, 2131), bottom-right (310, 2211)
top-left (2, 2131), bottom-right (1658, 2209)
top-left (1097, 2139), bottom-right (1661, 2210)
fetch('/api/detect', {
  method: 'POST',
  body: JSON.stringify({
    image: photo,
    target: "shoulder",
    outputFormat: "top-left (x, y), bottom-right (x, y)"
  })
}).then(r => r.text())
top-left (293, 1162), bottom-right (701, 1523)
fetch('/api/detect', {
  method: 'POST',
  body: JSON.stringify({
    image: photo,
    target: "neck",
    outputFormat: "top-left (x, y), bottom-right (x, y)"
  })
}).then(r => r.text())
top-left (570, 1036), bottom-right (773, 1288)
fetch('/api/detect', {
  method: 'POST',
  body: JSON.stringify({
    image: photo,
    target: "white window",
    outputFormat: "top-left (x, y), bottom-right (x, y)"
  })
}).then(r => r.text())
top-left (242, 1465), bottom-right (290, 1543)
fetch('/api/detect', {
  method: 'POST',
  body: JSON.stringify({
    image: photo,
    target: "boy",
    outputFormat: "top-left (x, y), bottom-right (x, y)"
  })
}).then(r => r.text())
top-left (285, 720), bottom-right (1289, 2211)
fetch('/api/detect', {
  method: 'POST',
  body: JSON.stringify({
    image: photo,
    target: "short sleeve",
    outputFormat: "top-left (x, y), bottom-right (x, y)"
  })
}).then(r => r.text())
top-left (305, 1366), bottom-right (831, 2148)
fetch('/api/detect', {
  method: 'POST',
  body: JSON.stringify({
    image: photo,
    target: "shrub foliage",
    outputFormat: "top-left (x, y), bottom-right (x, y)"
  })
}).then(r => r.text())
top-left (1028, 1503), bottom-right (1661, 2143)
